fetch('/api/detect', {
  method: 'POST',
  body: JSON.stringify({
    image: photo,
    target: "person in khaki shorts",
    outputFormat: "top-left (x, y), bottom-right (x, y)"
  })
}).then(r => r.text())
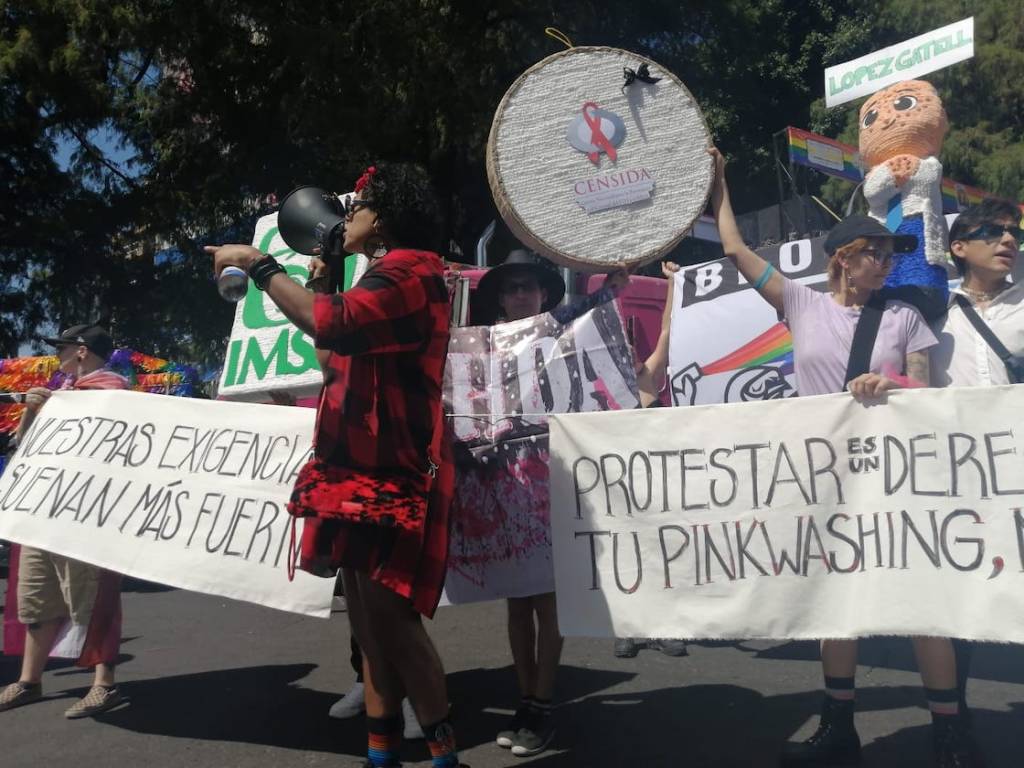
top-left (0, 324), bottom-right (129, 718)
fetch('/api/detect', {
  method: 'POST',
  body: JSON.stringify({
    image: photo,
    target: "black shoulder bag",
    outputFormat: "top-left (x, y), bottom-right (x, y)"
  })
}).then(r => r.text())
top-left (953, 294), bottom-right (1024, 384)
top-left (843, 293), bottom-right (886, 386)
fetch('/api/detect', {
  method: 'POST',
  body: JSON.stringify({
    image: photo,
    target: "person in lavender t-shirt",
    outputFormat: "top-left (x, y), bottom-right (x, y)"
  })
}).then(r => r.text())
top-left (709, 148), bottom-right (972, 767)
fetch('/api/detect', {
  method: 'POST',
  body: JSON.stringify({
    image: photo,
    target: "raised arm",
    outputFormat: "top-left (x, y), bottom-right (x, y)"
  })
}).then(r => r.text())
top-left (635, 261), bottom-right (678, 406)
top-left (708, 147), bottom-right (784, 313)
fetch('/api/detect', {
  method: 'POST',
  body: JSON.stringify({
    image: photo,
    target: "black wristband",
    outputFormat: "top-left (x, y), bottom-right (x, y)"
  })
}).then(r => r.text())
top-left (248, 255), bottom-right (286, 291)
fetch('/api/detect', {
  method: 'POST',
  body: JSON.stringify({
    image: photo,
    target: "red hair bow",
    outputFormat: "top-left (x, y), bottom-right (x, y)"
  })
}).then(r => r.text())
top-left (354, 166), bottom-right (377, 193)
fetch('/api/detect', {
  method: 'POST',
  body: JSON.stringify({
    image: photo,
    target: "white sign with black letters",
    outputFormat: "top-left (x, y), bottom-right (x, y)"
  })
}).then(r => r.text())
top-left (549, 386), bottom-right (1024, 641)
top-left (0, 390), bottom-right (333, 617)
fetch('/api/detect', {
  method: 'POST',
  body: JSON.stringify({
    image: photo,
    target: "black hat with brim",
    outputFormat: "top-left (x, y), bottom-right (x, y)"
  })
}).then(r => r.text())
top-left (40, 323), bottom-right (115, 360)
top-left (473, 250), bottom-right (567, 325)
top-left (824, 215), bottom-right (917, 256)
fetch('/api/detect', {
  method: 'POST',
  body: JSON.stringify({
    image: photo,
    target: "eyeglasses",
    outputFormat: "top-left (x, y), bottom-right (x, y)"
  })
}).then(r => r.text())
top-left (858, 247), bottom-right (896, 266)
top-left (343, 198), bottom-right (374, 219)
top-left (961, 223), bottom-right (1024, 243)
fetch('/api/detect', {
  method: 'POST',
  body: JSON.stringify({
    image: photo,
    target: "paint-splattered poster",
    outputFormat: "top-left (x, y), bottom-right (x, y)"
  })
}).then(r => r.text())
top-left (442, 302), bottom-right (639, 604)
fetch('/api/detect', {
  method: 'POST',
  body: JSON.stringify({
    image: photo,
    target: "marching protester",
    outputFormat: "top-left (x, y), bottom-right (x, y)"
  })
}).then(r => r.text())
top-left (930, 197), bottom-right (1024, 737)
top-left (302, 260), bottom-right (425, 741)
top-left (931, 200), bottom-right (1024, 390)
top-left (207, 163), bottom-right (465, 768)
top-left (707, 147), bottom-right (977, 767)
top-left (469, 248), bottom-right (627, 757)
top-left (0, 325), bottom-right (129, 719)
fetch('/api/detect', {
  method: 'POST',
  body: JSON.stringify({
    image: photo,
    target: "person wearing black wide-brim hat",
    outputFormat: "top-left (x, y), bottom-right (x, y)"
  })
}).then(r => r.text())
top-left (474, 249), bottom-right (630, 328)
top-left (473, 247), bottom-right (628, 757)
top-left (472, 249), bottom-right (567, 325)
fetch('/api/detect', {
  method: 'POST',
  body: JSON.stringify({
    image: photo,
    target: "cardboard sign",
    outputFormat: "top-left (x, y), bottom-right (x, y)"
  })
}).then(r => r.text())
top-left (825, 18), bottom-right (974, 107)
top-left (217, 211), bottom-right (368, 402)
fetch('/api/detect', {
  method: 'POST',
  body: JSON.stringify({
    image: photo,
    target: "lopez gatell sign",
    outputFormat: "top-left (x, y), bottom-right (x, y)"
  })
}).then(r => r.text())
top-left (825, 18), bottom-right (974, 108)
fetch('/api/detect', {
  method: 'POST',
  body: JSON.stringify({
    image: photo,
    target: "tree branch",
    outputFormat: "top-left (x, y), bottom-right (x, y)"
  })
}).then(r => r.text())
top-left (64, 123), bottom-right (139, 189)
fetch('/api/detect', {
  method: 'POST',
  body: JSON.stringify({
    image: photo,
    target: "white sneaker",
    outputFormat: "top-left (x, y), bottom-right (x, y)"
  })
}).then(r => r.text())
top-left (328, 682), bottom-right (365, 719)
top-left (402, 697), bottom-right (424, 740)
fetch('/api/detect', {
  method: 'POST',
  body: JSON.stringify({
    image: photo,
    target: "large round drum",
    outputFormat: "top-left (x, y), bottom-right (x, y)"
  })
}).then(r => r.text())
top-left (487, 46), bottom-right (713, 271)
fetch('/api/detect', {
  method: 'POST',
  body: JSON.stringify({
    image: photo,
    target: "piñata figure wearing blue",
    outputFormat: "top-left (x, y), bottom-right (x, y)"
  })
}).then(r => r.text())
top-left (859, 80), bottom-right (950, 321)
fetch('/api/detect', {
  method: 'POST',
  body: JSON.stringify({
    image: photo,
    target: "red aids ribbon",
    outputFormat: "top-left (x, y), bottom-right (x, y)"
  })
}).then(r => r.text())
top-left (581, 102), bottom-right (617, 165)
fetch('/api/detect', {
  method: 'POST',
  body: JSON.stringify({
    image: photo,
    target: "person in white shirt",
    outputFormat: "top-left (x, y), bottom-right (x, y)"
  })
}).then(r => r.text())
top-left (932, 199), bottom-right (1024, 388)
top-left (930, 197), bottom-right (1022, 765)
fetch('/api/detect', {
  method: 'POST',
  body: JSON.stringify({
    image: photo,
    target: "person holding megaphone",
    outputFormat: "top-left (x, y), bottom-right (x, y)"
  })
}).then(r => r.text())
top-left (207, 163), bottom-right (467, 768)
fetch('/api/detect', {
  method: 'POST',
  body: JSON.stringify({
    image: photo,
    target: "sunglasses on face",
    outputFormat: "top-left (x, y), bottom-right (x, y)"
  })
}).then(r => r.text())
top-left (343, 198), bottom-right (374, 218)
top-left (858, 247), bottom-right (896, 266)
top-left (962, 223), bottom-right (1024, 243)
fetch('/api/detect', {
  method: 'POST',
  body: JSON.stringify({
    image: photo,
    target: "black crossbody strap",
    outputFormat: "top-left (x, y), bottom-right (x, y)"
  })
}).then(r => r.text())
top-left (844, 293), bottom-right (886, 385)
top-left (954, 294), bottom-right (1015, 362)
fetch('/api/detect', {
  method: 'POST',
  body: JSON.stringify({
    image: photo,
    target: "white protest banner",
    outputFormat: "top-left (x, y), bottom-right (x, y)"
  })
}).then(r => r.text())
top-left (218, 209), bottom-right (368, 402)
top-left (0, 390), bottom-right (334, 618)
top-left (825, 18), bottom-right (974, 108)
top-left (549, 386), bottom-right (1024, 641)
top-left (443, 302), bottom-right (639, 603)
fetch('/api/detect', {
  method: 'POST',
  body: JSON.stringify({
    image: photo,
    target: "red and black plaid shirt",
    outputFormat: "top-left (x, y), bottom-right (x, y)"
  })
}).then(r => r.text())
top-left (296, 249), bottom-right (454, 616)
top-left (312, 248), bottom-right (450, 475)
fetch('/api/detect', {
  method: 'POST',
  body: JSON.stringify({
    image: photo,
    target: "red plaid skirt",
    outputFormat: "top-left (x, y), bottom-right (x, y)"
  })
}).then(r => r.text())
top-left (288, 456), bottom-right (454, 618)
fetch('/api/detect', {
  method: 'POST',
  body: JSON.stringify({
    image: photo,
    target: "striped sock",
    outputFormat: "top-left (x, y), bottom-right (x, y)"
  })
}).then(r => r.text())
top-left (925, 687), bottom-right (960, 721)
top-left (423, 718), bottom-right (460, 768)
top-left (366, 714), bottom-right (403, 767)
top-left (824, 675), bottom-right (856, 701)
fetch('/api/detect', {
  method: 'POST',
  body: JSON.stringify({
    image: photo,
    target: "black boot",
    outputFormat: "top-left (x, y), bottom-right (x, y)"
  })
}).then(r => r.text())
top-left (780, 697), bottom-right (861, 766)
top-left (932, 716), bottom-right (983, 768)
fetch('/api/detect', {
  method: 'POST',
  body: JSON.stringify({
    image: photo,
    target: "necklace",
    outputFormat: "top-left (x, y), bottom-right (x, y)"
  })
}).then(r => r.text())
top-left (962, 282), bottom-right (1009, 303)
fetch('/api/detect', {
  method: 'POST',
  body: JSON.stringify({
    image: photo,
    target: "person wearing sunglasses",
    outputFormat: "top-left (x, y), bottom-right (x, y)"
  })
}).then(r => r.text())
top-left (466, 249), bottom-right (627, 758)
top-left (928, 197), bottom-right (1023, 764)
top-left (707, 147), bottom-right (975, 767)
top-left (932, 198), bottom-right (1024, 389)
top-left (209, 163), bottom-right (468, 768)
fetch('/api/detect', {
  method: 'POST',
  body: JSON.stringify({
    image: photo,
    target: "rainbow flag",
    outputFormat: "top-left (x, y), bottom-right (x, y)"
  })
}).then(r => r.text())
top-left (702, 322), bottom-right (794, 376)
top-left (787, 127), bottom-right (863, 183)
top-left (785, 126), bottom-right (1020, 215)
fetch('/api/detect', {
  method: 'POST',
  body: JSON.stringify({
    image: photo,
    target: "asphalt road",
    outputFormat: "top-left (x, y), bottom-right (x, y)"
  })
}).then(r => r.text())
top-left (0, 579), bottom-right (1020, 767)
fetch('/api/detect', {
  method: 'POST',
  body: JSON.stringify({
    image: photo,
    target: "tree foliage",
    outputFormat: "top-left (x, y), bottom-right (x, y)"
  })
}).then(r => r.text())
top-left (812, 0), bottom-right (1024, 213)
top-left (4, 0), bottom-right (1018, 370)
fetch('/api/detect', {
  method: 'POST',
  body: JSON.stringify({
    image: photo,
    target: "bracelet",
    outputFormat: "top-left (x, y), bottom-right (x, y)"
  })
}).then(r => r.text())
top-left (752, 263), bottom-right (775, 291)
top-left (248, 255), bottom-right (286, 291)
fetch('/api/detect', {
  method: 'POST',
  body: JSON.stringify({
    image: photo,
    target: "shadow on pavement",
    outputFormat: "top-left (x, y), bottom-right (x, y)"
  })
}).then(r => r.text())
top-left (447, 663), bottom-right (637, 750)
top-left (92, 663), bottom-right (369, 756)
top-left (74, 663), bottom-right (636, 763)
top-left (511, 684), bottom-right (1019, 768)
top-left (744, 637), bottom-right (1024, 685)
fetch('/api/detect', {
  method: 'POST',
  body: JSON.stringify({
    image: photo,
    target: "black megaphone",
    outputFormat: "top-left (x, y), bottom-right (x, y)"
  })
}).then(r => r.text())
top-left (277, 185), bottom-right (347, 256)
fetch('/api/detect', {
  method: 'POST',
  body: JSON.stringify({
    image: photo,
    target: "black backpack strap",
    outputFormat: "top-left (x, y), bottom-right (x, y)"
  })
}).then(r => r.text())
top-left (844, 293), bottom-right (886, 385)
top-left (954, 294), bottom-right (1015, 362)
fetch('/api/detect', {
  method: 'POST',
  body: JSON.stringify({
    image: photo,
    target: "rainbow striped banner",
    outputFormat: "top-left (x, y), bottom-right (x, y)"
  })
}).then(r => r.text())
top-left (787, 127), bottom-right (862, 183)
top-left (786, 126), bottom-right (1020, 215)
top-left (702, 322), bottom-right (794, 376)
